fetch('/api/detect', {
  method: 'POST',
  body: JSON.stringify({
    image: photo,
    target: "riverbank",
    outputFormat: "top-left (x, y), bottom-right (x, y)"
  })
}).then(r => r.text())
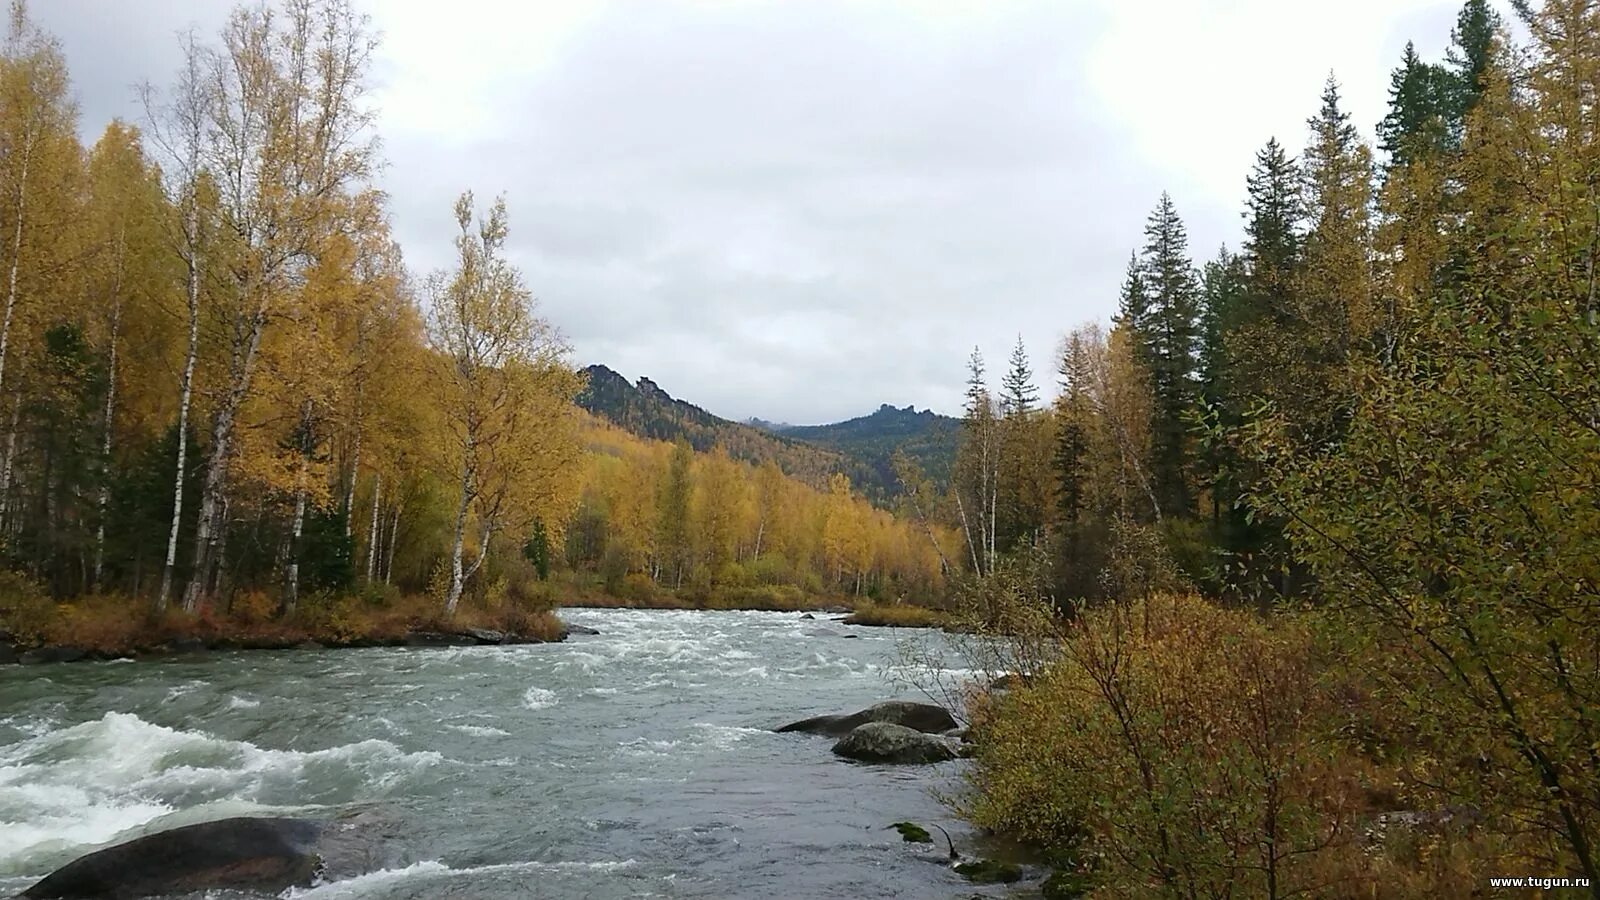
top-left (0, 577), bottom-right (956, 666)
top-left (0, 592), bottom-right (572, 666)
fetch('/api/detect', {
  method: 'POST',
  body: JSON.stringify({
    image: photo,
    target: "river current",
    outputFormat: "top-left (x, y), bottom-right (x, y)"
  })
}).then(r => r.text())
top-left (0, 609), bottom-right (993, 898)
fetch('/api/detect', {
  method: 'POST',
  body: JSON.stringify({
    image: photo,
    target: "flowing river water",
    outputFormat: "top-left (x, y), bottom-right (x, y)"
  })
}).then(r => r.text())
top-left (0, 609), bottom-right (997, 898)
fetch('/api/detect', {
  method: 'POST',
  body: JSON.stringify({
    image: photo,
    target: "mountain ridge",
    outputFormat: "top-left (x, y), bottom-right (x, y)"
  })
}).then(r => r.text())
top-left (575, 365), bottom-right (960, 499)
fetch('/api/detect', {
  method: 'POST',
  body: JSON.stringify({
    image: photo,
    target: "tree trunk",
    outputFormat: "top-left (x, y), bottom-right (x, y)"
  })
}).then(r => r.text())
top-left (384, 498), bottom-right (403, 585)
top-left (0, 147), bottom-right (28, 431)
top-left (157, 237), bottom-right (201, 614)
top-left (444, 447), bottom-right (474, 617)
top-left (343, 426), bottom-right (360, 536)
top-left (94, 245), bottom-right (126, 589)
top-left (283, 481), bottom-right (307, 615)
top-left (183, 302), bottom-right (267, 612)
top-left (0, 399), bottom-right (18, 533)
top-left (282, 400), bottom-right (313, 615)
top-left (364, 472), bottom-right (381, 582)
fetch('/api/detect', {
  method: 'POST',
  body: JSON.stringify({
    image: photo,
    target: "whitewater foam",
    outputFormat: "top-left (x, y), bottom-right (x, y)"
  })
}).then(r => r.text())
top-left (445, 723), bottom-right (509, 738)
top-left (0, 712), bottom-right (441, 875)
top-left (285, 858), bottom-right (638, 897)
top-left (521, 687), bottom-right (557, 710)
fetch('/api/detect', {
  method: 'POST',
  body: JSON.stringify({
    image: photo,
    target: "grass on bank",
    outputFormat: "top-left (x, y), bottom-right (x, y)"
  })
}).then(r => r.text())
top-left (0, 572), bottom-right (563, 655)
top-left (843, 602), bottom-right (952, 628)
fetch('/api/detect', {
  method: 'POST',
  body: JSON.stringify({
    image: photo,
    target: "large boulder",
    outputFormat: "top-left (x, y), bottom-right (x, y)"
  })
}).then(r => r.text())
top-left (831, 722), bottom-right (956, 764)
top-left (775, 700), bottom-right (958, 737)
top-left (22, 817), bottom-right (324, 899)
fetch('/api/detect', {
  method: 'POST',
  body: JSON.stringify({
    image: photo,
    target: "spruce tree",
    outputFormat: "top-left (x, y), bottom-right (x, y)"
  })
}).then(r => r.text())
top-left (1446, 0), bottom-right (1500, 119)
top-left (1378, 42), bottom-right (1454, 165)
top-left (1242, 138), bottom-right (1302, 324)
top-left (1000, 335), bottom-right (1039, 416)
top-left (1134, 194), bottom-right (1202, 518)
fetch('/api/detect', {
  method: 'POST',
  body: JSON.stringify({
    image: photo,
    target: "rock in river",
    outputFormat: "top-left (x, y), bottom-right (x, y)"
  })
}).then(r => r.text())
top-left (775, 700), bottom-right (958, 737)
top-left (21, 816), bottom-right (324, 899)
top-left (831, 722), bottom-right (956, 764)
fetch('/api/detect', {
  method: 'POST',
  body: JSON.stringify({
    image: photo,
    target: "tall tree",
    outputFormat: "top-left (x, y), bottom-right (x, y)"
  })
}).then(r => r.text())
top-left (953, 347), bottom-right (999, 575)
top-left (428, 192), bottom-right (577, 617)
top-left (1377, 42), bottom-right (1454, 165)
top-left (0, 4), bottom-right (77, 524)
top-left (1000, 335), bottom-right (1038, 416)
top-left (1131, 193), bottom-right (1202, 517)
top-left (1446, 0), bottom-right (1501, 121)
top-left (182, 0), bottom-right (378, 612)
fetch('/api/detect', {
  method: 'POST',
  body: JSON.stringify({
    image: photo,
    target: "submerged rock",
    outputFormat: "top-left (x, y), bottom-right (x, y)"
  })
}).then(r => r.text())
top-left (775, 700), bottom-right (959, 737)
top-left (799, 613), bottom-right (815, 620)
top-left (562, 623), bottom-right (601, 636)
top-left (953, 858), bottom-right (1024, 884)
top-left (459, 627), bottom-right (506, 645)
top-left (19, 646), bottom-right (87, 665)
top-left (831, 722), bottom-right (956, 764)
top-left (403, 631), bottom-right (472, 648)
top-left (22, 816), bottom-right (324, 899)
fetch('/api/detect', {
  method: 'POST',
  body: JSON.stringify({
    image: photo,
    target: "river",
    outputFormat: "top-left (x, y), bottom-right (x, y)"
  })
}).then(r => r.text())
top-left (0, 609), bottom-right (994, 898)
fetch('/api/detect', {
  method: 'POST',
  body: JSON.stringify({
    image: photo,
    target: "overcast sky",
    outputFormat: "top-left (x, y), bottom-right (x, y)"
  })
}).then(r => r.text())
top-left (39, 0), bottom-right (1470, 424)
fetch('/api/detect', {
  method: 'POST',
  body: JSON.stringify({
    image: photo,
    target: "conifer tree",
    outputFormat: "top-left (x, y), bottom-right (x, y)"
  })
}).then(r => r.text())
top-left (1000, 335), bottom-right (1038, 416)
top-left (1132, 193), bottom-right (1201, 517)
top-left (1446, 0), bottom-right (1500, 120)
top-left (1378, 42), bottom-right (1454, 165)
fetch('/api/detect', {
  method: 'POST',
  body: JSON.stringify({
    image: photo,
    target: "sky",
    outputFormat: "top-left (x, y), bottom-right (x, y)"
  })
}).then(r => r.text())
top-left (38, 0), bottom-right (1470, 425)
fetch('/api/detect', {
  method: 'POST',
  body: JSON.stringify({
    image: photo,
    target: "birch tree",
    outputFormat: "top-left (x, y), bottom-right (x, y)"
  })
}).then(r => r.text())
top-left (182, 0), bottom-right (377, 612)
top-left (428, 192), bottom-right (578, 617)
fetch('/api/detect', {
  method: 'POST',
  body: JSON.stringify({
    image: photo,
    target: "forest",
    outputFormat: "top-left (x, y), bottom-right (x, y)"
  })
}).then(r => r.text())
top-left (942, 0), bottom-right (1600, 895)
top-left (0, 0), bottom-right (950, 649)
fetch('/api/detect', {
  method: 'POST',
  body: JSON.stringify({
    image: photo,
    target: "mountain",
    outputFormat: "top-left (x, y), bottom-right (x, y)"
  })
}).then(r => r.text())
top-left (577, 365), bottom-right (883, 495)
top-left (774, 404), bottom-right (961, 489)
top-left (576, 366), bottom-right (962, 501)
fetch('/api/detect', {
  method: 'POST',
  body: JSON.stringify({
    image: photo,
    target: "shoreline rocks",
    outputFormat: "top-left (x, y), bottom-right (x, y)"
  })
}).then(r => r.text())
top-left (775, 700), bottom-right (959, 737)
top-left (832, 722), bottom-right (957, 764)
top-left (2, 620), bottom-right (585, 666)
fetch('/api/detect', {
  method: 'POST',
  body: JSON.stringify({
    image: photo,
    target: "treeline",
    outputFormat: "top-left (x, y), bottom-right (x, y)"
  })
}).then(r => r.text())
top-left (0, 0), bottom-right (951, 633)
top-left (957, 0), bottom-right (1600, 893)
top-left (564, 418), bottom-right (954, 604)
top-left (0, 1), bottom-right (584, 620)
top-left (937, 1), bottom-right (1498, 607)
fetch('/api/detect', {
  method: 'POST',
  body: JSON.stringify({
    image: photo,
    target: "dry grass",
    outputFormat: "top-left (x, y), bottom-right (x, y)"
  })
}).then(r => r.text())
top-left (842, 602), bottom-right (951, 628)
top-left (0, 587), bottom-right (566, 656)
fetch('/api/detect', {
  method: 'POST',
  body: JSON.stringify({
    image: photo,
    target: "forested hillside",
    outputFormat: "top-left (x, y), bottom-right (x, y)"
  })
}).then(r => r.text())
top-left (577, 364), bottom-right (894, 499)
top-left (772, 404), bottom-right (960, 490)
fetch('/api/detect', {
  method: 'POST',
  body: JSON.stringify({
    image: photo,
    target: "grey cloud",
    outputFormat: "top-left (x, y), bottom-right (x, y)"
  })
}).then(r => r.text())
top-left (36, 0), bottom-right (1427, 425)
